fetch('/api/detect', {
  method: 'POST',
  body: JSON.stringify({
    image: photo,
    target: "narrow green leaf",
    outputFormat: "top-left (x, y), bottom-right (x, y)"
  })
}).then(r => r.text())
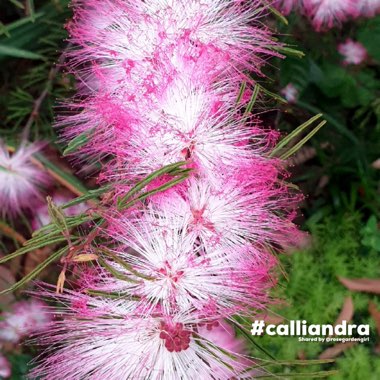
top-left (236, 81), bottom-right (247, 104)
top-left (244, 84), bottom-right (260, 115)
top-left (256, 370), bottom-right (339, 379)
top-left (230, 319), bottom-right (276, 361)
top-left (32, 214), bottom-right (97, 237)
top-left (280, 120), bottom-right (327, 160)
top-left (47, 196), bottom-right (69, 234)
top-left (3, 13), bottom-right (43, 34)
top-left (98, 258), bottom-right (140, 284)
top-left (119, 174), bottom-right (189, 210)
top-left (243, 359), bottom-right (335, 371)
top-left (274, 46), bottom-right (305, 59)
top-left (86, 289), bottom-right (140, 301)
top-left (270, 113), bottom-right (323, 157)
top-left (101, 249), bottom-right (154, 281)
top-left (63, 132), bottom-right (90, 156)
top-left (32, 152), bottom-right (89, 196)
top-left (0, 247), bottom-right (68, 295)
top-left (60, 187), bottom-right (108, 209)
top-left (268, 5), bottom-right (288, 25)
top-left (0, 236), bottom-right (68, 264)
top-left (258, 84), bottom-right (287, 104)
top-left (8, 0), bottom-right (25, 9)
top-left (0, 44), bottom-right (45, 60)
top-left (117, 161), bottom-right (188, 208)
top-left (0, 22), bottom-right (11, 38)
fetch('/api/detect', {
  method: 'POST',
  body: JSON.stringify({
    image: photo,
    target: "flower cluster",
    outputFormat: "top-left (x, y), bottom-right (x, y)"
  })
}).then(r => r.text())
top-left (275, 0), bottom-right (380, 30)
top-left (0, 141), bottom-right (48, 217)
top-left (338, 39), bottom-right (368, 66)
top-left (30, 1), bottom-right (300, 379)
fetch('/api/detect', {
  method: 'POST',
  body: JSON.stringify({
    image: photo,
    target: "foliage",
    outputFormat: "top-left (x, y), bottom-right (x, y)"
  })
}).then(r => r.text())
top-left (255, 213), bottom-right (380, 379)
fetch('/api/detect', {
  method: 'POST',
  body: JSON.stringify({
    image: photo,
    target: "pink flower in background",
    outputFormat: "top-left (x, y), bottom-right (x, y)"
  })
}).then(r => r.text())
top-left (304, 0), bottom-right (358, 31)
top-left (356, 0), bottom-right (380, 17)
top-left (281, 83), bottom-right (299, 103)
top-left (0, 300), bottom-right (52, 343)
top-left (0, 141), bottom-right (48, 217)
top-left (275, 0), bottom-right (380, 29)
top-left (338, 39), bottom-right (368, 65)
top-left (0, 354), bottom-right (11, 379)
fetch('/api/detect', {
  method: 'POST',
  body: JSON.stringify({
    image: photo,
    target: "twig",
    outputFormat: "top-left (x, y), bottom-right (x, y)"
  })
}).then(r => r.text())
top-left (22, 44), bottom-right (70, 140)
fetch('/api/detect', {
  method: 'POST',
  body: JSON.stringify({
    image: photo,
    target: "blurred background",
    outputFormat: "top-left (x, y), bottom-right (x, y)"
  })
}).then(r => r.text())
top-left (0, 1), bottom-right (379, 379)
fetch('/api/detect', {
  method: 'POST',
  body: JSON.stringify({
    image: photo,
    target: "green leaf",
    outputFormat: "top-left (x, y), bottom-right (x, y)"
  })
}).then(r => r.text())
top-left (256, 370), bottom-right (339, 378)
top-left (63, 132), bottom-right (90, 156)
top-left (0, 13), bottom-right (43, 36)
top-left (101, 249), bottom-right (154, 281)
top-left (86, 289), bottom-right (140, 300)
top-left (98, 258), bottom-right (140, 284)
top-left (60, 187), bottom-right (108, 209)
top-left (0, 44), bottom-right (45, 60)
top-left (244, 84), bottom-right (260, 115)
top-left (274, 46), bottom-right (305, 59)
top-left (32, 214), bottom-right (96, 238)
top-left (270, 114), bottom-right (323, 157)
top-left (47, 196), bottom-right (69, 234)
top-left (117, 161), bottom-right (188, 208)
top-left (119, 174), bottom-right (189, 210)
top-left (258, 83), bottom-right (287, 104)
top-left (236, 81), bottom-right (247, 104)
top-left (0, 247), bottom-right (68, 295)
top-left (280, 120), bottom-right (327, 160)
top-left (0, 236), bottom-right (68, 264)
top-left (8, 0), bottom-right (25, 9)
top-left (267, 5), bottom-right (288, 25)
top-left (230, 319), bottom-right (276, 361)
top-left (32, 151), bottom-right (89, 196)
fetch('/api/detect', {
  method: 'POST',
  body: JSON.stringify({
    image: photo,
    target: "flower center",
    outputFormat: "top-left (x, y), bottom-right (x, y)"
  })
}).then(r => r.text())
top-left (159, 322), bottom-right (191, 352)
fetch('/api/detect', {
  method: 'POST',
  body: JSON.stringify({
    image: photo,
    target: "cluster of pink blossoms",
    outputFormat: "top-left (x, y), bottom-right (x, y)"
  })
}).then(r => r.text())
top-left (275, 0), bottom-right (380, 30)
top-left (30, 1), bottom-right (300, 379)
top-left (0, 142), bottom-right (49, 217)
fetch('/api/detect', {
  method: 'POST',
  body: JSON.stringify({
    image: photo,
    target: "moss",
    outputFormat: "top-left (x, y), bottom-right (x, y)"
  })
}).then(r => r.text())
top-left (253, 213), bottom-right (380, 378)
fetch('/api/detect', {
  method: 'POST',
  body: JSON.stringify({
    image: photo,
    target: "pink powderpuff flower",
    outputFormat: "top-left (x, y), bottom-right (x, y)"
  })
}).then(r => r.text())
top-left (60, 0), bottom-right (282, 171)
top-left (0, 353), bottom-right (11, 379)
top-left (32, 192), bottom-right (88, 230)
top-left (281, 83), bottom-right (299, 103)
top-left (304, 0), bottom-right (358, 31)
top-left (338, 39), bottom-right (368, 65)
top-left (0, 141), bottom-right (48, 217)
top-left (149, 175), bottom-right (299, 251)
top-left (29, 289), bottom-right (256, 380)
top-left (92, 212), bottom-right (277, 317)
top-left (356, 0), bottom-right (380, 17)
top-left (0, 300), bottom-right (52, 343)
